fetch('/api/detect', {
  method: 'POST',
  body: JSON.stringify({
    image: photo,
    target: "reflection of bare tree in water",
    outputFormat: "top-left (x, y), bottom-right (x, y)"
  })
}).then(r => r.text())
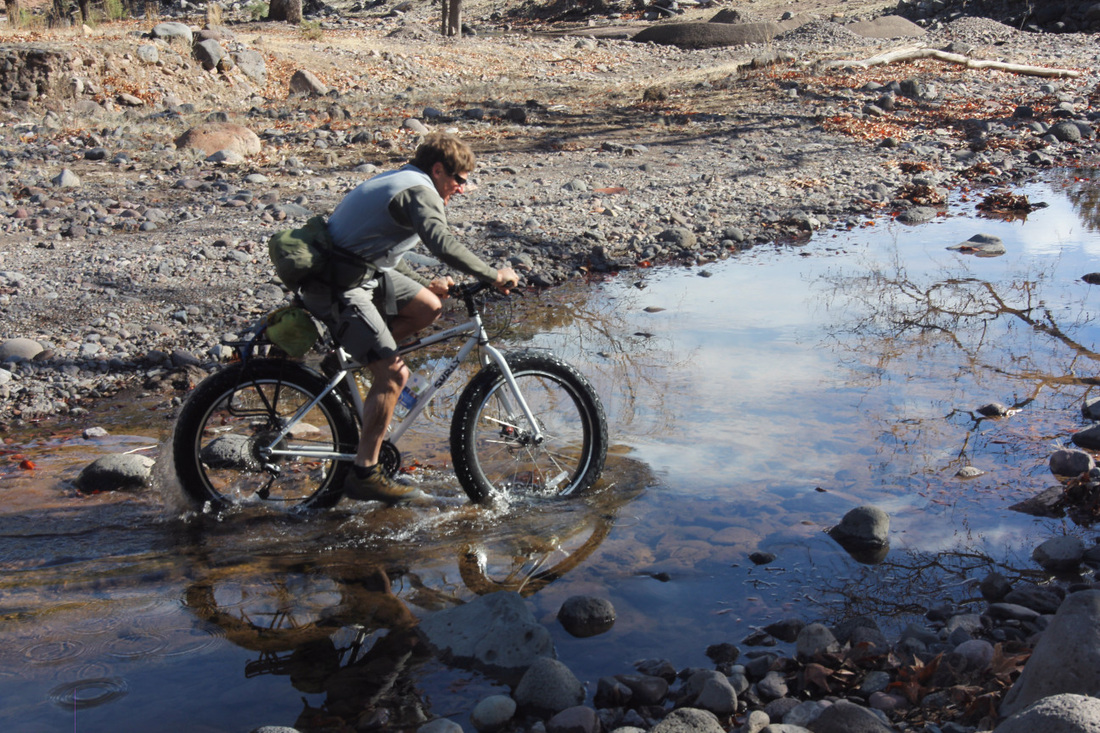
top-left (468, 281), bottom-right (691, 436)
top-left (813, 547), bottom-right (1038, 627)
top-left (1054, 167), bottom-right (1100, 232)
top-left (820, 248), bottom-right (1100, 468)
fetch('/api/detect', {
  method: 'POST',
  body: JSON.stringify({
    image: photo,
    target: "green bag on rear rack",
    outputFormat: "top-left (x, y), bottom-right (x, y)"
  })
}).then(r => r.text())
top-left (265, 306), bottom-right (321, 358)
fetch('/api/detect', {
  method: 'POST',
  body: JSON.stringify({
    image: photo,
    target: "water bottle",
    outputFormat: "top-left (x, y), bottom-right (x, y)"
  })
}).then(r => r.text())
top-left (394, 372), bottom-right (426, 418)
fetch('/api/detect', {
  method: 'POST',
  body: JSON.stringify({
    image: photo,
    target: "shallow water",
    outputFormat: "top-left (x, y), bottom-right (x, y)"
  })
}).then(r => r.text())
top-left (2, 171), bottom-right (1099, 731)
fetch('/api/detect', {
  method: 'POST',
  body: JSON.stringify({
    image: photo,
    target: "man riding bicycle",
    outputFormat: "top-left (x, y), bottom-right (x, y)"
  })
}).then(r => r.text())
top-left (299, 133), bottom-right (519, 504)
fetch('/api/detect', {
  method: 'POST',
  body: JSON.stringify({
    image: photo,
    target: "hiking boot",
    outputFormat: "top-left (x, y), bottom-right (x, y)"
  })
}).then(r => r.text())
top-left (344, 465), bottom-right (427, 505)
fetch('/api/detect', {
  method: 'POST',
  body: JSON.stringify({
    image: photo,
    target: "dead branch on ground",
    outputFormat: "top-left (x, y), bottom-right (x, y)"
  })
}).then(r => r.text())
top-left (821, 44), bottom-right (1081, 79)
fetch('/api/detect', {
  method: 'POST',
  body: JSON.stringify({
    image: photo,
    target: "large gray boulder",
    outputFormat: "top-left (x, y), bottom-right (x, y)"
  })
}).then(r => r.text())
top-left (1000, 590), bottom-right (1100, 717)
top-left (417, 592), bottom-right (553, 683)
top-left (174, 123), bottom-right (261, 158)
top-left (151, 21), bottom-right (193, 45)
top-left (994, 693), bottom-right (1100, 733)
top-left (632, 21), bottom-right (783, 49)
top-left (0, 337), bottom-right (43, 362)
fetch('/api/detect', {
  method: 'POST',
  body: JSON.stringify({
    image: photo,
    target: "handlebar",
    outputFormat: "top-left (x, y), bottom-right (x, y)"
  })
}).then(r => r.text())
top-left (449, 281), bottom-right (494, 299)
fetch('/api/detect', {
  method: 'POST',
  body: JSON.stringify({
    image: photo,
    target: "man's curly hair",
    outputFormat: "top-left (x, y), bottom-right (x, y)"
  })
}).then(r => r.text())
top-left (410, 132), bottom-right (475, 175)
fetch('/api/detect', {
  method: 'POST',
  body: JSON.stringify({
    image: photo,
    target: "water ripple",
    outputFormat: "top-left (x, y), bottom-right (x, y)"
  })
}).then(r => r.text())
top-left (22, 639), bottom-right (85, 664)
top-left (48, 677), bottom-right (128, 710)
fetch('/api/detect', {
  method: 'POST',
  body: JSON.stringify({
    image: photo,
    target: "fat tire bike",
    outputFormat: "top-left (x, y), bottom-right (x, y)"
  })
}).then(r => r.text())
top-left (171, 282), bottom-right (608, 511)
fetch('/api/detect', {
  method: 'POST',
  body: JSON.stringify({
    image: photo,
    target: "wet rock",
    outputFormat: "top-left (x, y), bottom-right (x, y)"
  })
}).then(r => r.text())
top-left (947, 233), bottom-right (1005, 257)
top-left (762, 619), bottom-right (803, 643)
top-left (513, 657), bottom-right (585, 715)
top-left (1050, 448), bottom-right (1094, 478)
top-left (956, 465), bottom-right (984, 478)
top-left (995, 692), bottom-right (1100, 733)
top-left (1032, 536), bottom-right (1086, 573)
top-left (827, 505), bottom-right (889, 553)
top-left (614, 673), bottom-right (668, 705)
top-left (977, 401), bottom-right (1010, 416)
top-left (417, 592), bottom-right (553, 684)
top-left (749, 551), bottom-right (776, 565)
top-left (1084, 396), bottom-right (1100, 420)
top-left (1000, 590), bottom-right (1100, 716)
top-left (558, 595), bottom-right (615, 638)
top-left (1071, 422), bottom-right (1100, 450)
top-left (75, 453), bottom-right (155, 493)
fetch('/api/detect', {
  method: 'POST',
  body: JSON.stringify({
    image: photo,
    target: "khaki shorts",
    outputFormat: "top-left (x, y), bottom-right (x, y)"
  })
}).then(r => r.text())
top-left (300, 270), bottom-right (423, 364)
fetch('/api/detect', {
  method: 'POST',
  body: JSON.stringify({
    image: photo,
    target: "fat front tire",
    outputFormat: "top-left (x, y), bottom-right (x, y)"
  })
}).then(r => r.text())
top-left (172, 359), bottom-right (358, 511)
top-left (450, 350), bottom-right (608, 503)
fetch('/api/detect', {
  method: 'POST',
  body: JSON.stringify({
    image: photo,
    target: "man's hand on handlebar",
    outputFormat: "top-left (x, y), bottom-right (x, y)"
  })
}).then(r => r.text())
top-left (495, 266), bottom-right (520, 294)
top-left (429, 276), bottom-right (456, 299)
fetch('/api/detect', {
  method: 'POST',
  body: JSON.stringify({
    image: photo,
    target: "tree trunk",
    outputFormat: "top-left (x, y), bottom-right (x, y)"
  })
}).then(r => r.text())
top-left (49, 0), bottom-right (71, 26)
top-left (7, 0), bottom-right (19, 26)
top-left (441, 0), bottom-right (461, 36)
top-left (267, 0), bottom-right (302, 24)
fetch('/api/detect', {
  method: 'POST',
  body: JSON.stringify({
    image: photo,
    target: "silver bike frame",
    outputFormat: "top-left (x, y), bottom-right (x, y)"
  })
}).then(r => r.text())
top-left (261, 310), bottom-right (543, 463)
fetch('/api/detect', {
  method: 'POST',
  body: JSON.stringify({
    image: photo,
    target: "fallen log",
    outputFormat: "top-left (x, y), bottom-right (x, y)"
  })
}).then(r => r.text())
top-left (821, 43), bottom-right (1081, 78)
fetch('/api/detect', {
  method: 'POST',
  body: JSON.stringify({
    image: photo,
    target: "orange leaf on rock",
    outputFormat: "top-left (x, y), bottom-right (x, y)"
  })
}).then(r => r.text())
top-left (19, 460), bottom-right (36, 470)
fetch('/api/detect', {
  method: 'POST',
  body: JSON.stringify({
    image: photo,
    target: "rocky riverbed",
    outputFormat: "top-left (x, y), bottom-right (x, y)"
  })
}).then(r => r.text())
top-left (0, 0), bottom-right (1098, 425)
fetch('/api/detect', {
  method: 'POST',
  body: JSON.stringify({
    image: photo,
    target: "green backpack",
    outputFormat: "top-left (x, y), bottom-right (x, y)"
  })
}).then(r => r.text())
top-left (267, 216), bottom-right (373, 291)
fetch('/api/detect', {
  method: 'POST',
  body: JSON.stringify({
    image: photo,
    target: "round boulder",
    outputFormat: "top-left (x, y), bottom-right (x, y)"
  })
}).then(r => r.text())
top-left (947, 233), bottom-right (1005, 257)
top-left (0, 337), bottom-right (44, 362)
top-left (1050, 448), bottom-right (1094, 478)
top-left (1032, 536), bottom-right (1086, 573)
top-left (633, 21), bottom-right (782, 49)
top-left (513, 657), bottom-right (585, 715)
top-left (175, 123), bottom-right (262, 158)
top-left (76, 454), bottom-right (155, 493)
top-left (828, 505), bottom-right (889, 551)
top-left (558, 595), bottom-right (615, 638)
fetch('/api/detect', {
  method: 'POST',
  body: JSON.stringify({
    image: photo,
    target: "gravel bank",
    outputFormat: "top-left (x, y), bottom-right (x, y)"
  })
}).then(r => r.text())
top-left (0, 7), bottom-right (1098, 424)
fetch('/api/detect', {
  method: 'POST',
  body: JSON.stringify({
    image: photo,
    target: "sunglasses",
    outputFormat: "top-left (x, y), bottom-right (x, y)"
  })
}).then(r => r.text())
top-left (450, 171), bottom-right (468, 186)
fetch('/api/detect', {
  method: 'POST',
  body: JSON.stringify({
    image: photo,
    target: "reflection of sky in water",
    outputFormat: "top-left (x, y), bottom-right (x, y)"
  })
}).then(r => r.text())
top-left (534, 178), bottom-right (1100, 559)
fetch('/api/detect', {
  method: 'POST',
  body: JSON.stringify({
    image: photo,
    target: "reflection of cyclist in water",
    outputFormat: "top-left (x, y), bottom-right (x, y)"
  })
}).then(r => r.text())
top-left (185, 562), bottom-right (432, 728)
